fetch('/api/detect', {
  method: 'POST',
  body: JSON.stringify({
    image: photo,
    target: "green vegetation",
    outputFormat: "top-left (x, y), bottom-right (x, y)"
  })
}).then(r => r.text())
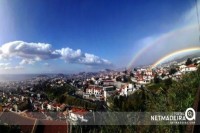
top-left (38, 66), bottom-right (200, 132)
top-left (57, 93), bottom-right (97, 110)
top-left (44, 83), bottom-right (76, 100)
top-left (0, 124), bottom-right (21, 133)
top-left (185, 58), bottom-right (193, 66)
top-left (80, 66), bottom-right (200, 133)
top-left (109, 66), bottom-right (200, 112)
top-left (42, 81), bottom-right (98, 109)
top-left (169, 68), bottom-right (178, 75)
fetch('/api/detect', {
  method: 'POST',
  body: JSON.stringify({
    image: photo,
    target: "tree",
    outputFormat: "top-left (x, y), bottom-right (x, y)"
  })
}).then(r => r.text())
top-left (154, 74), bottom-right (160, 84)
top-left (169, 68), bottom-right (177, 75)
top-left (124, 70), bottom-right (127, 74)
top-left (122, 76), bottom-right (128, 83)
top-left (130, 72), bottom-right (134, 77)
top-left (89, 80), bottom-right (94, 85)
top-left (58, 95), bottom-right (67, 103)
top-left (141, 71), bottom-right (145, 76)
top-left (116, 76), bottom-right (121, 81)
top-left (194, 59), bottom-right (198, 66)
top-left (185, 58), bottom-right (193, 66)
top-left (134, 83), bottom-right (136, 88)
top-left (164, 78), bottom-right (172, 87)
top-left (0, 105), bottom-right (2, 112)
top-left (161, 73), bottom-right (166, 78)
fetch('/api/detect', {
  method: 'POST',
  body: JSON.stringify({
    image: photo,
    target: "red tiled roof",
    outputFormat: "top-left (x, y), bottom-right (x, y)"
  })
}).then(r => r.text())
top-left (94, 87), bottom-right (102, 91)
top-left (0, 111), bottom-right (36, 133)
top-left (52, 103), bottom-right (61, 107)
top-left (0, 111), bottom-right (69, 133)
top-left (88, 85), bottom-right (95, 89)
top-left (187, 64), bottom-right (196, 67)
top-left (87, 86), bottom-right (102, 91)
top-left (103, 80), bottom-right (114, 82)
top-left (36, 120), bottom-right (68, 133)
top-left (71, 108), bottom-right (88, 116)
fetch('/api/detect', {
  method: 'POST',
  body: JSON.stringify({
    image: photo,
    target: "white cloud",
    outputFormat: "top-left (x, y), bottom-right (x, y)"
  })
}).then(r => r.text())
top-left (79, 53), bottom-right (112, 65)
top-left (44, 63), bottom-right (50, 67)
top-left (4, 66), bottom-right (24, 70)
top-left (0, 63), bottom-right (10, 68)
top-left (0, 62), bottom-right (23, 70)
top-left (0, 41), bottom-right (112, 67)
top-left (55, 48), bottom-right (112, 66)
top-left (56, 47), bottom-right (82, 62)
top-left (0, 41), bottom-right (60, 61)
top-left (19, 59), bottom-right (36, 65)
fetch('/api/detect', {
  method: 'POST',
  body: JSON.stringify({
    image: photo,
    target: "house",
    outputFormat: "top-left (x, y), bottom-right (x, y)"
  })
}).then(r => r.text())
top-left (145, 69), bottom-right (153, 76)
top-left (131, 77), bottom-right (137, 82)
top-left (180, 64), bottom-right (197, 73)
top-left (47, 104), bottom-right (52, 110)
top-left (83, 94), bottom-right (90, 99)
top-left (103, 86), bottom-right (116, 101)
top-left (0, 111), bottom-right (36, 133)
top-left (51, 103), bottom-right (61, 112)
top-left (85, 86), bottom-right (103, 96)
top-left (127, 84), bottom-right (136, 92)
top-left (173, 71), bottom-right (182, 78)
top-left (103, 80), bottom-right (115, 86)
top-left (93, 88), bottom-right (102, 95)
top-left (0, 111), bottom-right (69, 133)
top-left (187, 64), bottom-right (197, 71)
top-left (136, 75), bottom-right (151, 85)
top-left (69, 108), bottom-right (88, 123)
top-left (84, 85), bottom-right (104, 101)
top-left (119, 85), bottom-right (128, 96)
top-left (36, 120), bottom-right (69, 133)
top-left (179, 64), bottom-right (186, 69)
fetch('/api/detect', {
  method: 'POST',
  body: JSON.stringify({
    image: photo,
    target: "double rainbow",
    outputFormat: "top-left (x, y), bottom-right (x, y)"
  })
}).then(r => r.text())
top-left (151, 47), bottom-right (200, 68)
top-left (127, 25), bottom-right (198, 69)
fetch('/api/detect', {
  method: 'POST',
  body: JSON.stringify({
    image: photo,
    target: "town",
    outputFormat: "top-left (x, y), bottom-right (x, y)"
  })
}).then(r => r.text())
top-left (0, 56), bottom-right (200, 132)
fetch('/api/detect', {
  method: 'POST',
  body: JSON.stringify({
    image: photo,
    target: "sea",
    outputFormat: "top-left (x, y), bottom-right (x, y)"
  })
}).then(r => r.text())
top-left (0, 74), bottom-right (40, 82)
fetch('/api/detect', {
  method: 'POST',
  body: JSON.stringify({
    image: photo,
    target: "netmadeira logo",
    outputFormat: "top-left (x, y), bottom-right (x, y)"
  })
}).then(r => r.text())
top-left (150, 107), bottom-right (196, 125)
top-left (185, 108), bottom-right (195, 121)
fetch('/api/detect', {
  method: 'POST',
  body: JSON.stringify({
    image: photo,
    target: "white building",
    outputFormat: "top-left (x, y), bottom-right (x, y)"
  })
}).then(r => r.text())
top-left (179, 64), bottom-right (186, 69)
top-left (85, 86), bottom-right (103, 96)
top-left (69, 108), bottom-right (88, 122)
top-left (47, 104), bottom-right (52, 110)
top-left (180, 65), bottom-right (197, 73)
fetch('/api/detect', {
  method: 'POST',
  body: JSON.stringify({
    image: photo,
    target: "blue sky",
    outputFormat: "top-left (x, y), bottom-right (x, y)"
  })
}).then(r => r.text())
top-left (0, 0), bottom-right (199, 74)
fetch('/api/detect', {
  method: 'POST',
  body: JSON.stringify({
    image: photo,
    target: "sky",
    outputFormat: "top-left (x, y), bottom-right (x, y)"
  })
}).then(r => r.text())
top-left (0, 0), bottom-right (199, 74)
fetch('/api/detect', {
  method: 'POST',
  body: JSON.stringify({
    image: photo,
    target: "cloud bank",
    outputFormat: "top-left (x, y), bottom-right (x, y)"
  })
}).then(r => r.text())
top-left (0, 41), bottom-right (112, 67)
top-left (0, 62), bottom-right (23, 70)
